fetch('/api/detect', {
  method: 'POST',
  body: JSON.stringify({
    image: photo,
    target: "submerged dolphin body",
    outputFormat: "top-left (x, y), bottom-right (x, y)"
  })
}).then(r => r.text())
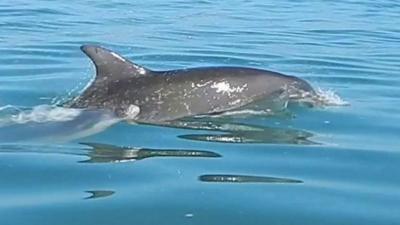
top-left (69, 45), bottom-right (315, 123)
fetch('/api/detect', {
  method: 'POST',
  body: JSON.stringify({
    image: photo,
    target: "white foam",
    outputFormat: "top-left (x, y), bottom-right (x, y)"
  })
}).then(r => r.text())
top-left (0, 104), bottom-right (121, 142)
top-left (313, 87), bottom-right (349, 106)
top-left (8, 105), bottom-right (82, 124)
top-left (0, 104), bottom-right (22, 112)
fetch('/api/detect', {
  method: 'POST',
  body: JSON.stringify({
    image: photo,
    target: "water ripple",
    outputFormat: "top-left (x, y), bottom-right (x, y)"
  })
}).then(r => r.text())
top-left (0, 0), bottom-right (399, 224)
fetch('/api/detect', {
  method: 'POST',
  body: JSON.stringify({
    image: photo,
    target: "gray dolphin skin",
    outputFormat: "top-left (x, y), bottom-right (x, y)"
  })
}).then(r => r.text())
top-left (69, 45), bottom-right (315, 123)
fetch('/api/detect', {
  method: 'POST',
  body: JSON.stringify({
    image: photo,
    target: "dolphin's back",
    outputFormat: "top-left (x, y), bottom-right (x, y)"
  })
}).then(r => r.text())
top-left (129, 67), bottom-right (305, 122)
top-left (71, 45), bottom-right (315, 123)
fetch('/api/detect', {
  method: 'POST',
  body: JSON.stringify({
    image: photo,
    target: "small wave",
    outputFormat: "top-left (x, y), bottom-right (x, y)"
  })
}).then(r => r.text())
top-left (0, 104), bottom-right (25, 114)
top-left (312, 87), bottom-right (349, 106)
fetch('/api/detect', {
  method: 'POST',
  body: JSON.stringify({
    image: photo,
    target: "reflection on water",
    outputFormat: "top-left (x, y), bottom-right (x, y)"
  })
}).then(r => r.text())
top-left (199, 174), bottom-right (303, 184)
top-left (0, 143), bottom-right (221, 163)
top-left (0, 103), bottom-right (317, 145)
top-left (80, 142), bottom-right (221, 163)
top-left (84, 190), bottom-right (115, 200)
top-left (162, 119), bottom-right (316, 145)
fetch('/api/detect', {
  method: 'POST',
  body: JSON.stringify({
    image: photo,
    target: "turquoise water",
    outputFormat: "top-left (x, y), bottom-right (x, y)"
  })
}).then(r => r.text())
top-left (1, 0), bottom-right (400, 224)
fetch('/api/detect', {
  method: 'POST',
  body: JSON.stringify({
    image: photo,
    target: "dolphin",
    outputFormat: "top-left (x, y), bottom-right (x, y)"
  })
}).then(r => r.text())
top-left (68, 45), bottom-right (315, 123)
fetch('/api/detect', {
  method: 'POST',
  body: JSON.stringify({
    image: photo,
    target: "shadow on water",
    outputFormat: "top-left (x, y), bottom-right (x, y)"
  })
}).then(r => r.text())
top-left (84, 190), bottom-right (115, 200)
top-left (199, 174), bottom-right (303, 184)
top-left (159, 118), bottom-right (317, 145)
top-left (79, 142), bottom-right (221, 163)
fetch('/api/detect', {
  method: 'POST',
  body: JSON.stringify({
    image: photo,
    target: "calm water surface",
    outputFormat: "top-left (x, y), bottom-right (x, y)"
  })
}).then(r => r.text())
top-left (0, 1), bottom-right (399, 225)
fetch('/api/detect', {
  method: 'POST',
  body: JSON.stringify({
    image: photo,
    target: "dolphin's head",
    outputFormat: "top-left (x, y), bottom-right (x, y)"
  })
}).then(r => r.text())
top-left (291, 76), bottom-right (315, 93)
top-left (283, 75), bottom-right (316, 103)
top-left (255, 70), bottom-right (315, 100)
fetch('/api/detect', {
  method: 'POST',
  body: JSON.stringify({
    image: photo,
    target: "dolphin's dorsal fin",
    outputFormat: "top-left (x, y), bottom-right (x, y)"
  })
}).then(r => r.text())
top-left (80, 45), bottom-right (150, 84)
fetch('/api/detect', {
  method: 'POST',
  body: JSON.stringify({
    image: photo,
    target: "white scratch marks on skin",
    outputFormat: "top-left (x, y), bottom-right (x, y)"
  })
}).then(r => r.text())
top-left (211, 82), bottom-right (247, 96)
top-left (195, 81), bottom-right (213, 88)
top-left (154, 88), bottom-right (163, 93)
top-left (111, 52), bottom-right (126, 62)
top-left (125, 104), bottom-right (140, 119)
top-left (111, 51), bottom-right (146, 75)
top-left (183, 102), bottom-right (191, 113)
top-left (131, 63), bottom-right (146, 75)
top-left (137, 67), bottom-right (146, 75)
top-left (229, 99), bottom-right (242, 106)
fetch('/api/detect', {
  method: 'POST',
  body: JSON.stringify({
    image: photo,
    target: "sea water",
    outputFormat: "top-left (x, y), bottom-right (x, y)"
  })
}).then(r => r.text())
top-left (0, 1), bottom-right (399, 224)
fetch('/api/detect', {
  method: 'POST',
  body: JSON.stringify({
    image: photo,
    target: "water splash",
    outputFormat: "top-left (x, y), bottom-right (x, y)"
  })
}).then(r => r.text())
top-left (0, 104), bottom-right (82, 125)
top-left (0, 105), bottom-right (25, 116)
top-left (0, 104), bottom-right (120, 142)
top-left (51, 66), bottom-right (94, 106)
top-left (295, 87), bottom-right (350, 107)
top-left (313, 87), bottom-right (349, 106)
